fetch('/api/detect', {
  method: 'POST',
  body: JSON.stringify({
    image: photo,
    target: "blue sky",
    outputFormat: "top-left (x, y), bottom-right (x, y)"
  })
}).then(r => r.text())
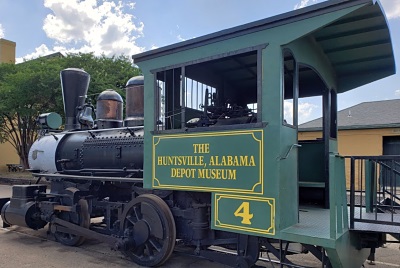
top-left (0, 0), bottom-right (399, 123)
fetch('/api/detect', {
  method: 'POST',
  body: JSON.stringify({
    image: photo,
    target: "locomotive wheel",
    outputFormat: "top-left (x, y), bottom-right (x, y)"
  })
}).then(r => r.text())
top-left (123, 194), bottom-right (176, 267)
top-left (53, 188), bottom-right (90, 246)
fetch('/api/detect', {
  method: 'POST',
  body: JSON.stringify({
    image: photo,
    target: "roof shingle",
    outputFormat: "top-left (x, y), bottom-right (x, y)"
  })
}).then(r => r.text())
top-left (299, 99), bottom-right (400, 131)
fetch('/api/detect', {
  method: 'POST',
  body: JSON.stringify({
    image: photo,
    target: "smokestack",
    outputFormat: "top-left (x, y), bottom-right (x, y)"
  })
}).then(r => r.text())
top-left (60, 68), bottom-right (90, 130)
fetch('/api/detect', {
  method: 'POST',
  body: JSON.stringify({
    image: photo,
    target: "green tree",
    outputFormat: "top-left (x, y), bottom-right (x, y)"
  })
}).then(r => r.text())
top-left (62, 53), bottom-right (138, 98)
top-left (0, 53), bottom-right (140, 168)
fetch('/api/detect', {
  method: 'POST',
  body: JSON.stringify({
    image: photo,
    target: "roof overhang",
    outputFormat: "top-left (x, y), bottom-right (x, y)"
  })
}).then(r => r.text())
top-left (300, 123), bottom-right (400, 132)
top-left (132, 0), bottom-right (395, 93)
top-left (311, 0), bottom-right (396, 92)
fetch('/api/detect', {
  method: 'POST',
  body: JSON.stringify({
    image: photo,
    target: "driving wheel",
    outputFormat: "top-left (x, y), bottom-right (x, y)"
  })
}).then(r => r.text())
top-left (123, 194), bottom-right (176, 267)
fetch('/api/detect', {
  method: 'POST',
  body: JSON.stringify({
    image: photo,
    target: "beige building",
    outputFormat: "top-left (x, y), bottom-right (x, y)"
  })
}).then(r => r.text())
top-left (0, 38), bottom-right (20, 171)
top-left (300, 127), bottom-right (400, 157)
top-left (299, 99), bottom-right (400, 156)
top-left (299, 99), bottom-right (400, 187)
top-left (0, 39), bottom-right (16, 64)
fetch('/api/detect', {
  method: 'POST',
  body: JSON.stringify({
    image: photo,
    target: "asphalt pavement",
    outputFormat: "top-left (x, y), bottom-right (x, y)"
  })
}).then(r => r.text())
top-left (0, 184), bottom-right (230, 268)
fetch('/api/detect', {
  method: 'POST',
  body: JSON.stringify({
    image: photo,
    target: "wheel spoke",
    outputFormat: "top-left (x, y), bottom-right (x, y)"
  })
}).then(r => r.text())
top-left (132, 244), bottom-right (145, 258)
top-left (148, 237), bottom-right (162, 252)
top-left (133, 205), bottom-right (142, 220)
top-left (145, 242), bottom-right (154, 256)
top-left (126, 215), bottom-right (136, 225)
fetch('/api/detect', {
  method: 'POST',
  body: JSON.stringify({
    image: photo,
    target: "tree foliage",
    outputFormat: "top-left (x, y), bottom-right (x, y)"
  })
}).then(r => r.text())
top-left (0, 53), bottom-right (140, 168)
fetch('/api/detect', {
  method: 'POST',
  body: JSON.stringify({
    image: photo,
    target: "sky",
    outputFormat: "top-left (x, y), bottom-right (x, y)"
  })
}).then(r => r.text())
top-left (0, 0), bottom-right (399, 123)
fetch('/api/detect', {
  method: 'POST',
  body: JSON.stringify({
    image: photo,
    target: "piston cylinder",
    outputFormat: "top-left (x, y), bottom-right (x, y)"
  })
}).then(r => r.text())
top-left (1, 185), bottom-right (47, 230)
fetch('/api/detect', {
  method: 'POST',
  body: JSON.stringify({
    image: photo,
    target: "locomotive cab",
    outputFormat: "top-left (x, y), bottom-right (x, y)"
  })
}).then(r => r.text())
top-left (133, 0), bottom-right (395, 267)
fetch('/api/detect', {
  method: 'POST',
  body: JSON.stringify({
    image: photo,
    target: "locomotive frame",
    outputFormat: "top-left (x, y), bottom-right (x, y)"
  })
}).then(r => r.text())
top-left (1, 0), bottom-right (398, 267)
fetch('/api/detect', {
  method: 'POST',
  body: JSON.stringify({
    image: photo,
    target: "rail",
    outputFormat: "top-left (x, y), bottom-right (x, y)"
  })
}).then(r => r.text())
top-left (347, 155), bottom-right (400, 233)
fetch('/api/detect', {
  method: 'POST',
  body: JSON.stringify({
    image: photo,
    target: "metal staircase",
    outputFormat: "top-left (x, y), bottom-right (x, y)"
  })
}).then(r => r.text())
top-left (348, 156), bottom-right (400, 235)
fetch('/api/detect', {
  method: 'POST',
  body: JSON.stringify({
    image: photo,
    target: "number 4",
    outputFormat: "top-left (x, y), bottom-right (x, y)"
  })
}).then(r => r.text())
top-left (234, 202), bottom-right (253, 225)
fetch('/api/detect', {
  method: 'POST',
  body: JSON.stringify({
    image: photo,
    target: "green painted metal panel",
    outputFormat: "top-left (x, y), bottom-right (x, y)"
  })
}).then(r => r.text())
top-left (143, 74), bottom-right (155, 190)
top-left (151, 129), bottom-right (263, 194)
top-left (365, 160), bottom-right (377, 213)
top-left (278, 125), bottom-right (299, 230)
top-left (284, 36), bottom-right (337, 92)
top-left (325, 231), bottom-right (369, 268)
top-left (212, 193), bottom-right (275, 236)
top-left (299, 140), bottom-right (325, 184)
top-left (329, 154), bottom-right (349, 238)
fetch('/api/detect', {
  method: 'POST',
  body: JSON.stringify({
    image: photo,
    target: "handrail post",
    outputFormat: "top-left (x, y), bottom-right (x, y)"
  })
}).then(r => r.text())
top-left (350, 157), bottom-right (355, 229)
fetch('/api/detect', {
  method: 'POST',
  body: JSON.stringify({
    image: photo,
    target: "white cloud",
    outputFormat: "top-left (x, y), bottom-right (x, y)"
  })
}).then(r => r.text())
top-left (24, 0), bottom-right (145, 60)
top-left (177, 35), bottom-right (186, 42)
top-left (284, 100), bottom-right (318, 124)
top-left (284, 100), bottom-right (294, 124)
top-left (127, 2), bottom-right (136, 10)
top-left (298, 102), bottom-right (318, 124)
top-left (16, 44), bottom-right (54, 63)
top-left (16, 43), bottom-right (93, 63)
top-left (380, 0), bottom-right (400, 19)
top-left (0, 24), bottom-right (4, 38)
top-left (294, 0), bottom-right (320, 10)
top-left (395, 90), bottom-right (400, 97)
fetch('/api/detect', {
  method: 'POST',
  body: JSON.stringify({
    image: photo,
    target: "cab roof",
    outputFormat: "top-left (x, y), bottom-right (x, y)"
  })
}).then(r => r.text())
top-left (132, 0), bottom-right (395, 93)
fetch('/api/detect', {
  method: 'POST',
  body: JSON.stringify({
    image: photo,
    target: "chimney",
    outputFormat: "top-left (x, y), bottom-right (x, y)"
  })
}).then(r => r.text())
top-left (60, 68), bottom-right (90, 130)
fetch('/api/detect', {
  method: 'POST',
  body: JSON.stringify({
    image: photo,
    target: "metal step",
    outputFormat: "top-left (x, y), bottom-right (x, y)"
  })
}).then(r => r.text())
top-left (351, 207), bottom-right (400, 234)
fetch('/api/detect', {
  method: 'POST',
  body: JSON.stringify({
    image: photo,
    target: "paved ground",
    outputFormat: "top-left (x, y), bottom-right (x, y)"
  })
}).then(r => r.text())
top-left (0, 227), bottom-right (234, 268)
top-left (0, 178), bottom-right (399, 267)
top-left (0, 183), bottom-right (230, 268)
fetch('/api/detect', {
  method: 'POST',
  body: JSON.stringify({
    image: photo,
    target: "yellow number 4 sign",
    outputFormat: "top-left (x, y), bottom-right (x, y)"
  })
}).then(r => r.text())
top-left (234, 202), bottom-right (254, 225)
